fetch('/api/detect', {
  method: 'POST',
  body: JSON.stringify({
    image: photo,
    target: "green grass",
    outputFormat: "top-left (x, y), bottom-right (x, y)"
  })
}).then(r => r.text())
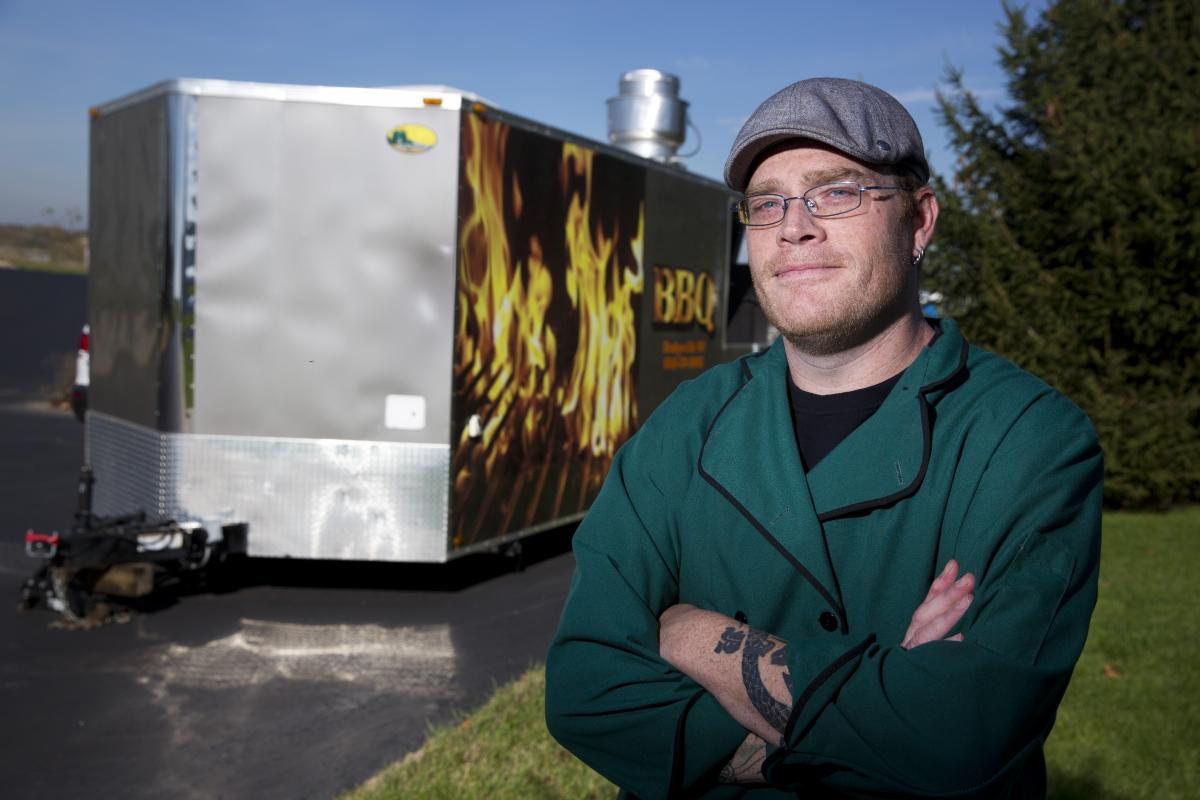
top-left (1045, 508), bottom-right (1200, 799)
top-left (0, 224), bottom-right (86, 273)
top-left (344, 510), bottom-right (1200, 799)
top-left (340, 665), bottom-right (615, 800)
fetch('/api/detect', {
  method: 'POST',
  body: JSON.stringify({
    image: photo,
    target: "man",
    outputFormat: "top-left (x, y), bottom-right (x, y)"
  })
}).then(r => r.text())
top-left (545, 78), bottom-right (1102, 798)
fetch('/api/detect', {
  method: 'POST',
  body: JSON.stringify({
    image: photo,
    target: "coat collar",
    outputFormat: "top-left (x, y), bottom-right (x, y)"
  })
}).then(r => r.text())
top-left (697, 320), bottom-right (969, 621)
top-left (807, 319), bottom-right (968, 519)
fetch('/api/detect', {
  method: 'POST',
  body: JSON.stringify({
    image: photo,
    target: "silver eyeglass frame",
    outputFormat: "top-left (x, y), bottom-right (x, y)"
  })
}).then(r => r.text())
top-left (732, 181), bottom-right (903, 226)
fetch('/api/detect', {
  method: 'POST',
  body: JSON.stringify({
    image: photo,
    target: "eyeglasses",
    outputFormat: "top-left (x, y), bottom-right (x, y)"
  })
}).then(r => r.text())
top-left (733, 181), bottom-right (903, 226)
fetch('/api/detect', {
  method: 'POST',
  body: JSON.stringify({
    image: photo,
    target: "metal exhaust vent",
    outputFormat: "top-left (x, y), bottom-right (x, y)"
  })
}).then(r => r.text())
top-left (606, 69), bottom-right (689, 162)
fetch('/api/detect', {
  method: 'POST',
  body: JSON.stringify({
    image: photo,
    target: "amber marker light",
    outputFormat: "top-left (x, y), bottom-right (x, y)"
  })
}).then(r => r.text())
top-left (88, 107), bottom-right (99, 118)
top-left (422, 96), bottom-right (443, 106)
top-left (472, 102), bottom-right (488, 115)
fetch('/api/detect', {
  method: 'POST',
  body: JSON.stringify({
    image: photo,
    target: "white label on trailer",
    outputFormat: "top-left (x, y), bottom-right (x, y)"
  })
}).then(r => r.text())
top-left (384, 394), bottom-right (426, 430)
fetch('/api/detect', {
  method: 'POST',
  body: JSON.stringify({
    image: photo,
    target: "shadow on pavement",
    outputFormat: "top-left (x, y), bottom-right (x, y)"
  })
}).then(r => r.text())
top-left (99, 521), bottom-right (579, 617)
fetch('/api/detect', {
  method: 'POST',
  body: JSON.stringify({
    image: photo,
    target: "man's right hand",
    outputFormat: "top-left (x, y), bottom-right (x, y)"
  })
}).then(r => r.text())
top-left (902, 559), bottom-right (975, 650)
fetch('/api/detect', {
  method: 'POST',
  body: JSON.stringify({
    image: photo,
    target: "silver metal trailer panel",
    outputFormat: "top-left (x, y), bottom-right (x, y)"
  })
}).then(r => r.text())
top-left (86, 79), bottom-right (760, 563)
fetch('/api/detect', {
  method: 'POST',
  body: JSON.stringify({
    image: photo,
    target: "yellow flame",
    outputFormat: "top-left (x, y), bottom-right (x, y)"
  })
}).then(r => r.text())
top-left (559, 144), bottom-right (643, 458)
top-left (453, 115), bottom-right (643, 543)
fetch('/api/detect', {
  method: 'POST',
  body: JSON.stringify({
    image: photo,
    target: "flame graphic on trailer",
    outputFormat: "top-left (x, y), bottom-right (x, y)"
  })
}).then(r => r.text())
top-left (452, 114), bottom-right (645, 547)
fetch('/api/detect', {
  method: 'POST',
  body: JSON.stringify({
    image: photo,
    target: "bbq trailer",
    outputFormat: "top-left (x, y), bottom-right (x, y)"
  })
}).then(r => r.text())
top-left (22, 73), bottom-right (769, 613)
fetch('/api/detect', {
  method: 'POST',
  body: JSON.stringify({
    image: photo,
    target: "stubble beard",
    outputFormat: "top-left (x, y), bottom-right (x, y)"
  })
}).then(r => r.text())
top-left (754, 238), bottom-right (917, 358)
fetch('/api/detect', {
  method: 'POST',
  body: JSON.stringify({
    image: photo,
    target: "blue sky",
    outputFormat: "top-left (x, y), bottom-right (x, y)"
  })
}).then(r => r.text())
top-left (0, 0), bottom-right (1046, 226)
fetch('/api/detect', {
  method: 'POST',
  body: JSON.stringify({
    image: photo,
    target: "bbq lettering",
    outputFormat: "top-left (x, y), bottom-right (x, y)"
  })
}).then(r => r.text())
top-left (653, 266), bottom-right (716, 333)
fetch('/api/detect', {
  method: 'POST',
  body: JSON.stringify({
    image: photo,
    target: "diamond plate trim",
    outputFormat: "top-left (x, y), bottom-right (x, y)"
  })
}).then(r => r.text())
top-left (86, 412), bottom-right (451, 562)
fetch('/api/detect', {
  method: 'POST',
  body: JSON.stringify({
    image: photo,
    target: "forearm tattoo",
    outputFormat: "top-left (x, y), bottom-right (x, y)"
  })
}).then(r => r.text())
top-left (714, 627), bottom-right (745, 653)
top-left (772, 643), bottom-right (794, 695)
top-left (718, 735), bottom-right (768, 784)
top-left (713, 625), bottom-right (792, 735)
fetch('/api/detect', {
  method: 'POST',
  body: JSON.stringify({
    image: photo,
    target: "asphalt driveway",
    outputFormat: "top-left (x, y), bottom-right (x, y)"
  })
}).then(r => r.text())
top-left (0, 268), bottom-right (577, 799)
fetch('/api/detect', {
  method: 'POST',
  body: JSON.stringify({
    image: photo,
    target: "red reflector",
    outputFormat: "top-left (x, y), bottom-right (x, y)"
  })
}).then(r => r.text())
top-left (79, 330), bottom-right (89, 351)
top-left (25, 531), bottom-right (60, 545)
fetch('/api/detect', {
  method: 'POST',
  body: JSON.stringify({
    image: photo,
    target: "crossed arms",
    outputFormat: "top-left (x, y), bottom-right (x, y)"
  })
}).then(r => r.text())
top-left (658, 560), bottom-right (976, 783)
top-left (545, 386), bottom-right (1103, 797)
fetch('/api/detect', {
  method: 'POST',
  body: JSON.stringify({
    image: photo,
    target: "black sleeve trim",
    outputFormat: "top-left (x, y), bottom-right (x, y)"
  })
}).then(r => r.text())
top-left (782, 633), bottom-right (877, 744)
top-left (667, 688), bottom-right (708, 798)
top-left (760, 633), bottom-right (877, 788)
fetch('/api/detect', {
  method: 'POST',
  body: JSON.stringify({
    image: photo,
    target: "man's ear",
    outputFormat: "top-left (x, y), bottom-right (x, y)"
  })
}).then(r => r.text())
top-left (912, 187), bottom-right (939, 256)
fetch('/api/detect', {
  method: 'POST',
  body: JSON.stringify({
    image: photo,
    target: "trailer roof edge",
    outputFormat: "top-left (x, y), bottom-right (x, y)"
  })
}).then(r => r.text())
top-left (89, 78), bottom-right (732, 193)
top-left (91, 78), bottom-right (491, 116)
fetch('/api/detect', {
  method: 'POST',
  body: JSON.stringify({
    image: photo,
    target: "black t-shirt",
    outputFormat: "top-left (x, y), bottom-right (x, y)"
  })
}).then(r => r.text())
top-left (788, 372), bottom-right (902, 471)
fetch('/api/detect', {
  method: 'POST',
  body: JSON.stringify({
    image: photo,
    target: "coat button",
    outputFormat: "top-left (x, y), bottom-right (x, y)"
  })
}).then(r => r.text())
top-left (818, 611), bottom-right (839, 632)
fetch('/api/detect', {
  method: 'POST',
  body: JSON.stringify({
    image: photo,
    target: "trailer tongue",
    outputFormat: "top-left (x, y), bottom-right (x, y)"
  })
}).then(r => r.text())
top-left (20, 466), bottom-right (246, 622)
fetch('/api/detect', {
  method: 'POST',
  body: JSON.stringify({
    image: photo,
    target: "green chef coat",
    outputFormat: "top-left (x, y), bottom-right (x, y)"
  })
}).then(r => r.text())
top-left (545, 319), bottom-right (1103, 799)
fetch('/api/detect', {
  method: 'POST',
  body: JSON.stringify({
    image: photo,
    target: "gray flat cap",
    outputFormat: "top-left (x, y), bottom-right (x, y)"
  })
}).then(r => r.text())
top-left (724, 77), bottom-right (929, 191)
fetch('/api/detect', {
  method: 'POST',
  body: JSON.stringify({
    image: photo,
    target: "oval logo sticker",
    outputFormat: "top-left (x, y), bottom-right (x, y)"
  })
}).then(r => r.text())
top-left (387, 123), bottom-right (437, 154)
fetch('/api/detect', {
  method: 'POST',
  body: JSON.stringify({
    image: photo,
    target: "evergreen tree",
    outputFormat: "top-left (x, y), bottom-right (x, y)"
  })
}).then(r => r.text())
top-left (929, 0), bottom-right (1200, 508)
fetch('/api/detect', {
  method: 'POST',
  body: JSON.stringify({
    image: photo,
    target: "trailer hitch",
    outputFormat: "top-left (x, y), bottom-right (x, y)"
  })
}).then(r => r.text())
top-left (18, 466), bottom-right (246, 623)
top-left (25, 531), bottom-right (60, 559)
